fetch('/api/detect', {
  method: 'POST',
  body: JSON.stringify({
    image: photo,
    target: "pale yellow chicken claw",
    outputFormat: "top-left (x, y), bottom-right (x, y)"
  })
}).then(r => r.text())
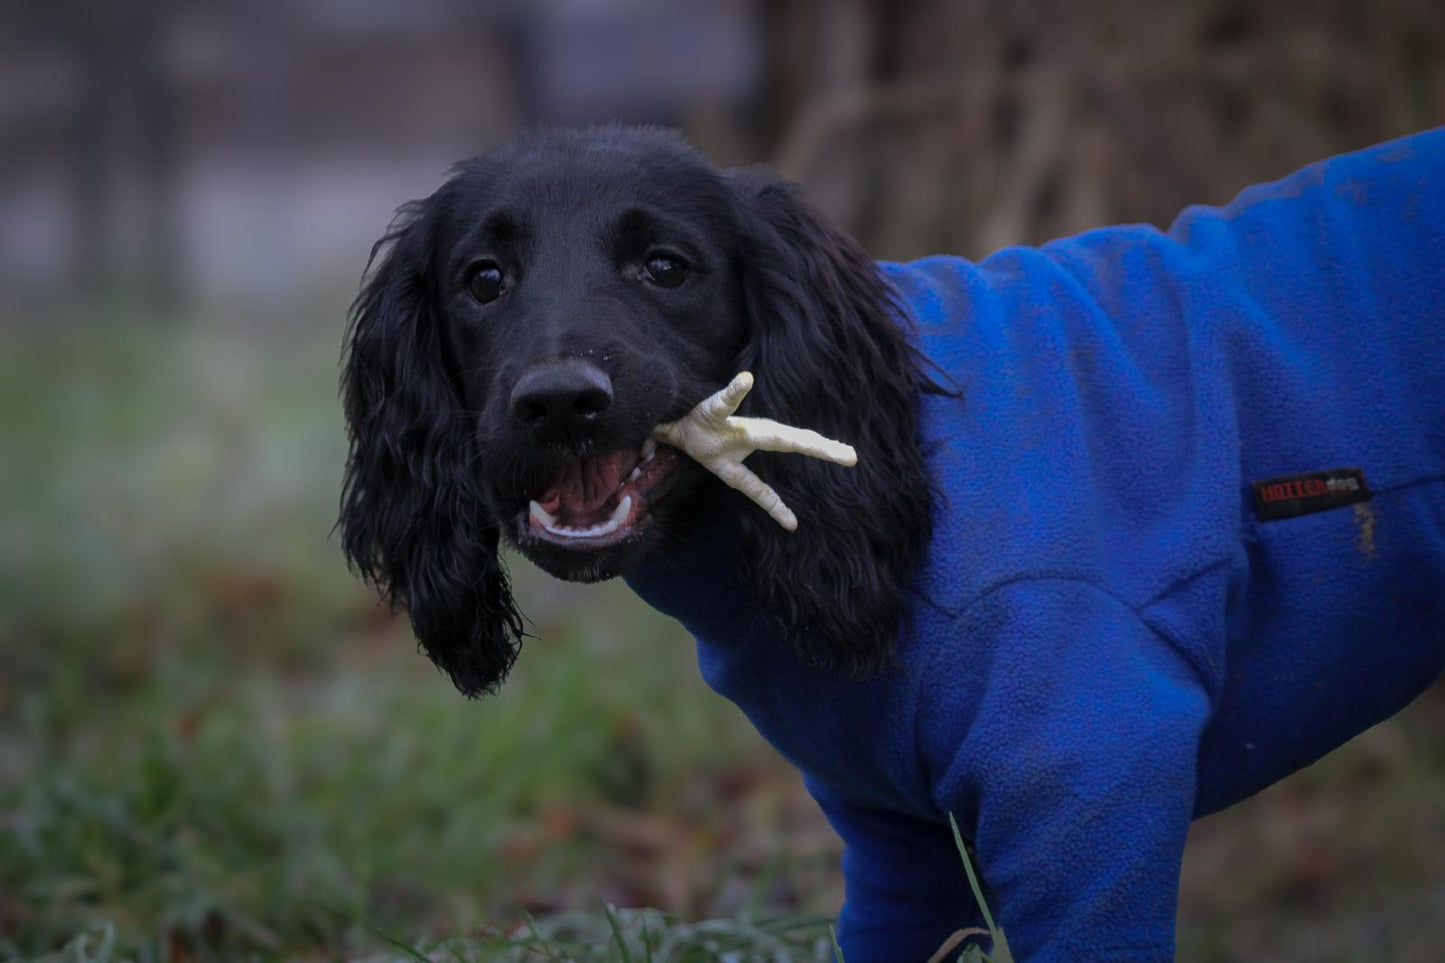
top-left (652, 372), bottom-right (857, 531)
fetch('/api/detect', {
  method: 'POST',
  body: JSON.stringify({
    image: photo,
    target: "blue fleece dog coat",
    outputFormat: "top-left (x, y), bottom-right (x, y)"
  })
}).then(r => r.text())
top-left (627, 130), bottom-right (1445, 961)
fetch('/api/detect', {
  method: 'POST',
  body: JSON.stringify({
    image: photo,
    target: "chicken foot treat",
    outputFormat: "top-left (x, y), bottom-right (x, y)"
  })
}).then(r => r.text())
top-left (653, 371), bottom-right (857, 531)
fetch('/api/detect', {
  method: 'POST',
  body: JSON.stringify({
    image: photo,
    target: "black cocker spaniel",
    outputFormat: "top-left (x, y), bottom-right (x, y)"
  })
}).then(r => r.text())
top-left (340, 125), bottom-right (934, 696)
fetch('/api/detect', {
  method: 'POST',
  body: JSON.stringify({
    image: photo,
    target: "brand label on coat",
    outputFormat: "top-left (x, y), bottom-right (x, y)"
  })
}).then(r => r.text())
top-left (1252, 467), bottom-right (1371, 521)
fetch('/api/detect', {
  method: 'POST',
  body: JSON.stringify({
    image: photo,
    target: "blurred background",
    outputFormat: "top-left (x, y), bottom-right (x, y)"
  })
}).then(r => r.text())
top-left (2, 0), bottom-right (1443, 960)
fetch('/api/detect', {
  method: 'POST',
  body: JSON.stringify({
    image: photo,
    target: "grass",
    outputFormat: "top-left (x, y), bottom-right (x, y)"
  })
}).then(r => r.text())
top-left (0, 310), bottom-right (841, 960)
top-left (29, 909), bottom-right (849, 963)
top-left (2, 307), bottom-right (1442, 961)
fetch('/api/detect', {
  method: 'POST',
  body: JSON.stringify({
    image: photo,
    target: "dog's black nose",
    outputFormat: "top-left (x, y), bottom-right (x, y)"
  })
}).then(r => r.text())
top-left (510, 361), bottom-right (614, 437)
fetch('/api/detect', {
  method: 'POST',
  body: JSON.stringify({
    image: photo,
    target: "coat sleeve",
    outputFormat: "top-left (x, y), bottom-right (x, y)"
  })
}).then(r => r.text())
top-left (809, 778), bottom-right (991, 962)
top-left (922, 579), bottom-right (1214, 963)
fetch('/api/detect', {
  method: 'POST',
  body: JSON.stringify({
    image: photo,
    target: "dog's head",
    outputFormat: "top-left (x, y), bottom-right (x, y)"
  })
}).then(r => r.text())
top-left (340, 125), bottom-right (932, 696)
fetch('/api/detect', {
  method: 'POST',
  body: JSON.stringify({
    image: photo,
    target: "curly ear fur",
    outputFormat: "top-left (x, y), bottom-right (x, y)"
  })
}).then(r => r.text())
top-left (729, 167), bottom-right (935, 674)
top-left (339, 193), bottom-right (524, 697)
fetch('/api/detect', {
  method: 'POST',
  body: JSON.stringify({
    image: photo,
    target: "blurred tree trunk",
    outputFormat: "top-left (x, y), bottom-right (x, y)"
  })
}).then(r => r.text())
top-left (753, 0), bottom-right (874, 229)
top-left (65, 0), bottom-right (181, 308)
top-left (762, 0), bottom-right (1444, 261)
top-left (69, 2), bottom-right (116, 296)
top-left (132, 0), bottom-right (181, 309)
top-left (229, 0), bottom-right (301, 312)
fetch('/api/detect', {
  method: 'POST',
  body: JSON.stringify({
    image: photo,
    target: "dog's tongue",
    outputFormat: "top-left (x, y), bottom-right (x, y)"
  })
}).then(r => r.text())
top-left (535, 450), bottom-right (634, 520)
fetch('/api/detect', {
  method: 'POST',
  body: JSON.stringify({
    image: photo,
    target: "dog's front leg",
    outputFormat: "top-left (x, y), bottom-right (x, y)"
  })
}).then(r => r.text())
top-left (921, 580), bottom-right (1214, 963)
top-left (809, 782), bottom-right (994, 961)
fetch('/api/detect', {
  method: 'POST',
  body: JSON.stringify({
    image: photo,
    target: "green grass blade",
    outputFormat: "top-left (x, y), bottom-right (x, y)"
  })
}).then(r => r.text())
top-left (519, 910), bottom-right (568, 962)
top-left (365, 922), bottom-right (434, 963)
top-left (949, 812), bottom-right (1001, 944)
top-left (640, 915), bottom-right (654, 963)
top-left (601, 902), bottom-right (634, 963)
top-left (829, 922), bottom-right (846, 963)
top-left (959, 944), bottom-right (991, 963)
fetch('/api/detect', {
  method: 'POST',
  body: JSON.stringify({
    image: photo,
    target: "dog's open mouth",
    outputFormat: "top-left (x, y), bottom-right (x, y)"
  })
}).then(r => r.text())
top-left (525, 438), bottom-right (681, 547)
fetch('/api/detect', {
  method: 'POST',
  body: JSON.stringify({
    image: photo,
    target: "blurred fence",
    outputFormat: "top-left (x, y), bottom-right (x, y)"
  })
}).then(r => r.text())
top-left (2, 0), bottom-right (1441, 314)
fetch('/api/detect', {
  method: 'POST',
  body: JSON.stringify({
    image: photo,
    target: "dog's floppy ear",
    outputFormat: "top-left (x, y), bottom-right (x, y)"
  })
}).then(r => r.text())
top-left (728, 166), bottom-right (933, 674)
top-left (339, 192), bottom-right (524, 697)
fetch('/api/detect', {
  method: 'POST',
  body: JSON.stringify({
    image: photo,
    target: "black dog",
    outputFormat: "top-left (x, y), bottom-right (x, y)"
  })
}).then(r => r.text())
top-left (340, 125), bottom-right (933, 694)
top-left (341, 125), bottom-right (1445, 960)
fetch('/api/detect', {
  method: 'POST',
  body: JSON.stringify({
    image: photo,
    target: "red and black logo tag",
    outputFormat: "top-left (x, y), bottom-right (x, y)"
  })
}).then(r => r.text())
top-left (1252, 467), bottom-right (1371, 522)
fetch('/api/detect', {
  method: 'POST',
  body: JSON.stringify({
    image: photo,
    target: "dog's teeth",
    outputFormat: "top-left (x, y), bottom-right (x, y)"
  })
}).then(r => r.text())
top-left (534, 495), bottom-right (633, 540)
top-left (626, 465), bottom-right (642, 483)
top-left (640, 437), bottom-right (657, 463)
top-left (608, 495), bottom-right (632, 528)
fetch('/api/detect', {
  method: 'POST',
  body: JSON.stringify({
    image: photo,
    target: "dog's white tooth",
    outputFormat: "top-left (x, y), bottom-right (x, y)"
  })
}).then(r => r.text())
top-left (535, 496), bottom-right (633, 540)
top-left (627, 465), bottom-right (642, 483)
top-left (608, 495), bottom-right (632, 528)
top-left (590, 496), bottom-right (631, 537)
top-left (640, 437), bottom-right (657, 462)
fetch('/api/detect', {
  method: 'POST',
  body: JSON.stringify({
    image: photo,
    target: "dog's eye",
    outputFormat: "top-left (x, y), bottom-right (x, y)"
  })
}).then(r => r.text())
top-left (643, 254), bottom-right (687, 288)
top-left (467, 261), bottom-right (506, 304)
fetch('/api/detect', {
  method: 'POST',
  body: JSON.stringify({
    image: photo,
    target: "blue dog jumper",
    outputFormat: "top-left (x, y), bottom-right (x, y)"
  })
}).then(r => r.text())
top-left (627, 130), bottom-right (1445, 961)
